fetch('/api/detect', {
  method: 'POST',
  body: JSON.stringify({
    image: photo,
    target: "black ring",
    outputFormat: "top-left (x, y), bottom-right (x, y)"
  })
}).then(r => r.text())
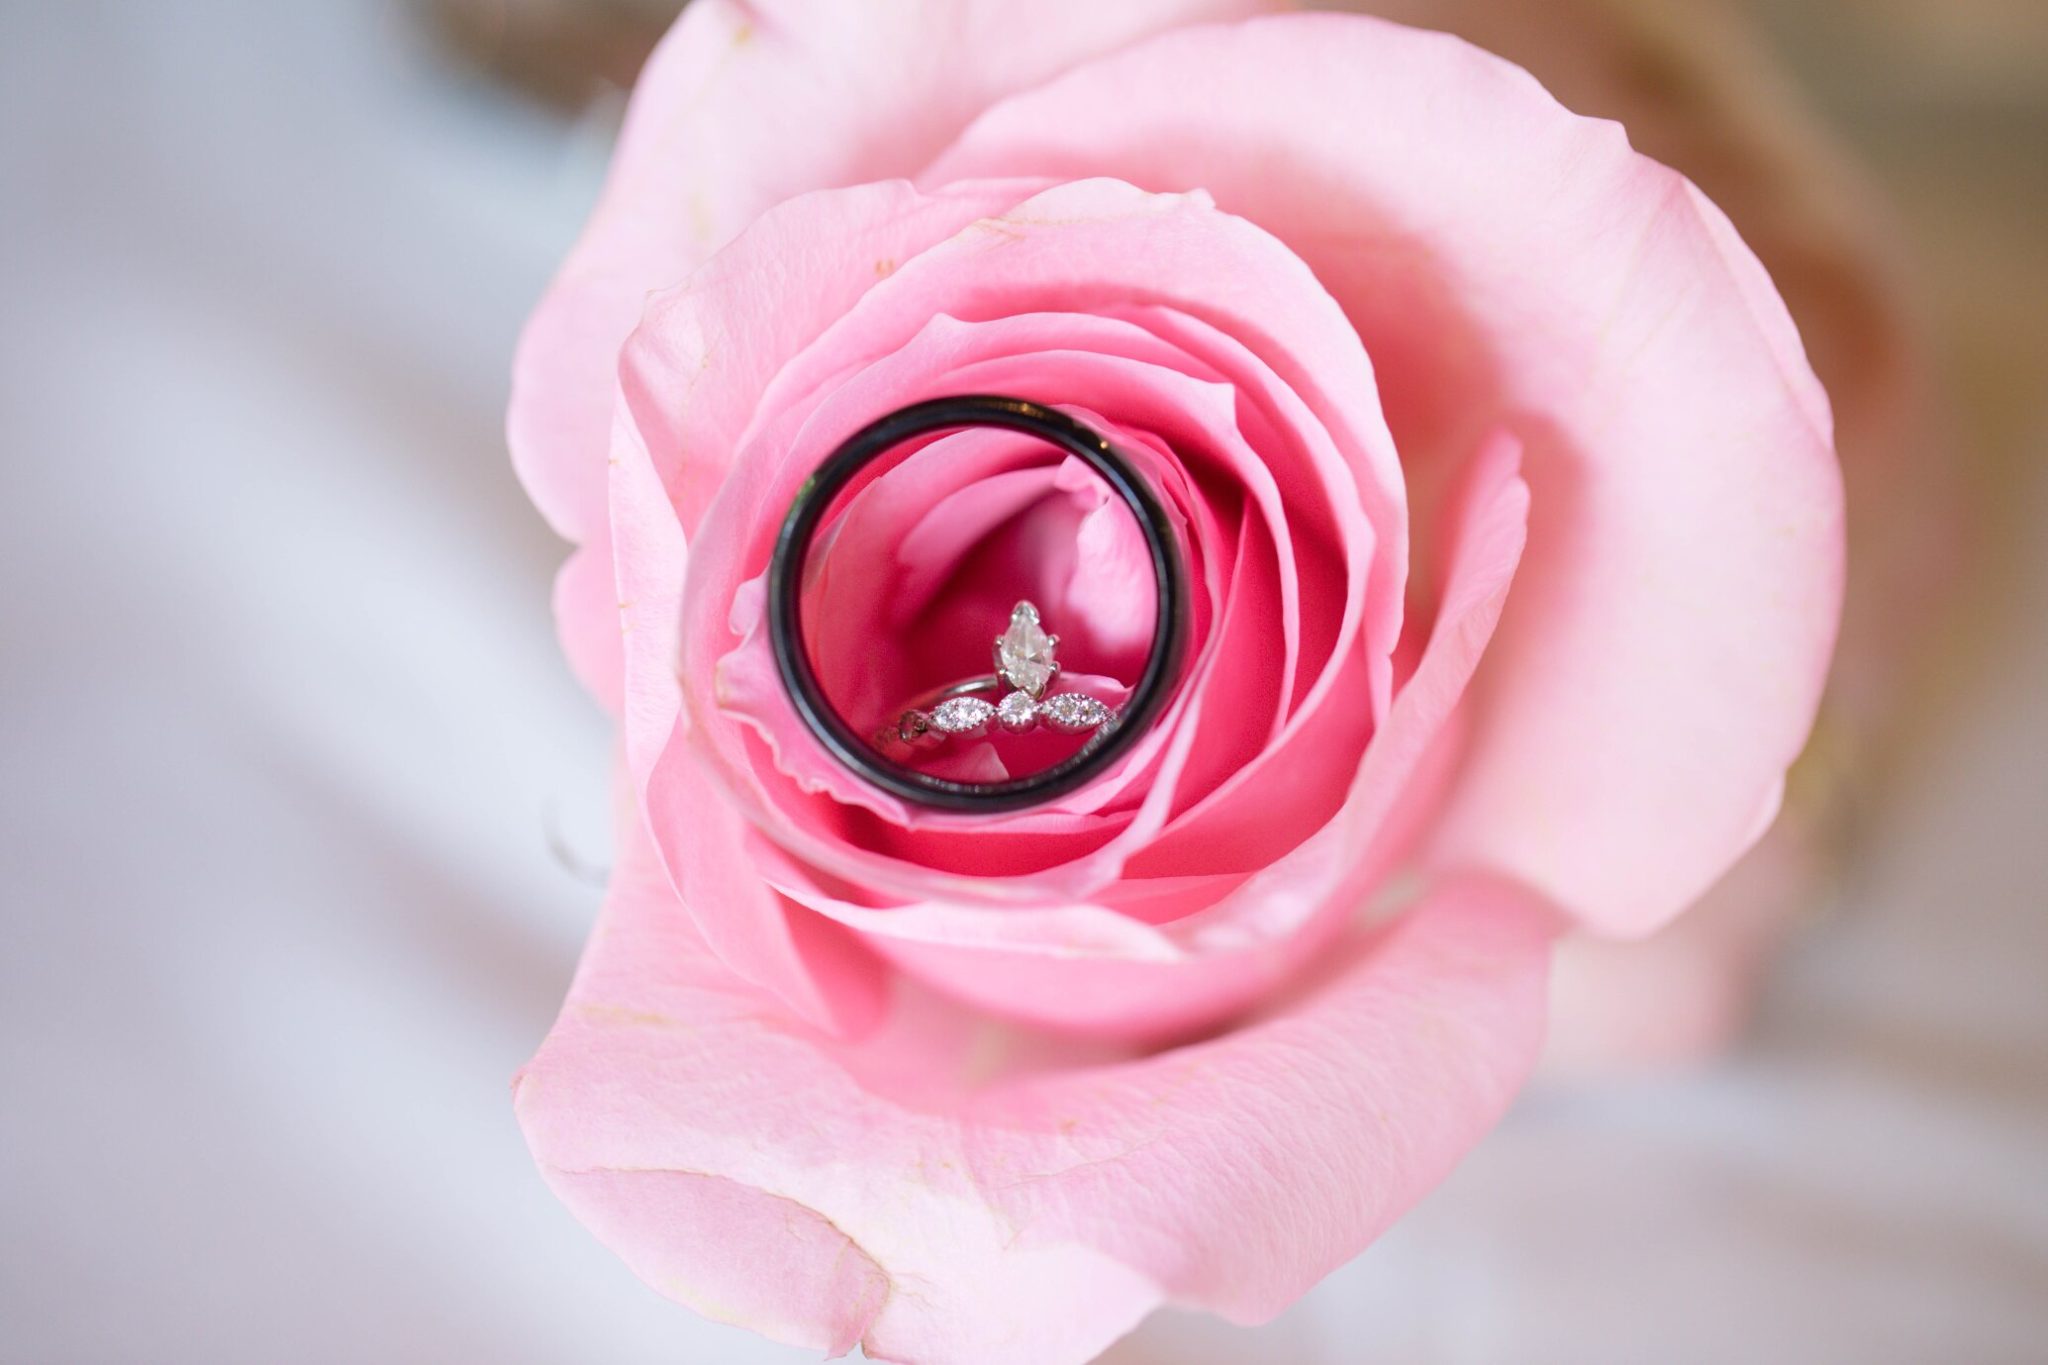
top-left (767, 395), bottom-right (1188, 813)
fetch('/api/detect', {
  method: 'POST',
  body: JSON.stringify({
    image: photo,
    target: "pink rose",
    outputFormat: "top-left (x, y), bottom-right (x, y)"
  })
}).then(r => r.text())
top-left (510, 3), bottom-right (1843, 1360)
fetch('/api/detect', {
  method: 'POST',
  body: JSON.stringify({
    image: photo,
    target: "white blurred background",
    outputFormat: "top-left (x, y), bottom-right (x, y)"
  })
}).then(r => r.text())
top-left (3, 2), bottom-right (2044, 1361)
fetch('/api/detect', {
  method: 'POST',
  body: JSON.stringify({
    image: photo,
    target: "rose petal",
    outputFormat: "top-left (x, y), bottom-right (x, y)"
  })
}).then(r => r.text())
top-left (960, 875), bottom-right (1550, 1324)
top-left (595, 181), bottom-right (1033, 1031)
top-left (516, 812), bottom-right (1552, 1362)
top-left (519, 0), bottom-right (1284, 706)
top-left (646, 754), bottom-right (891, 1038)
top-left (550, 534), bottom-right (620, 709)
top-left (928, 11), bottom-right (1844, 937)
top-left (538, 1167), bottom-right (888, 1355)
top-left (508, 0), bottom-right (1282, 545)
top-left (607, 178), bottom-right (1028, 821)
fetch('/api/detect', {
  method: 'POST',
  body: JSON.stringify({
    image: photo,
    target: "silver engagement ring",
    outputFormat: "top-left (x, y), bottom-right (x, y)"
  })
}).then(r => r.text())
top-left (887, 602), bottom-right (1119, 747)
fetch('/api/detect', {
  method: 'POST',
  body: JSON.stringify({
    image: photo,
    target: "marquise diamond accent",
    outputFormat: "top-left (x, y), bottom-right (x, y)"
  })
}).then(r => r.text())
top-left (995, 601), bottom-right (1058, 698)
top-left (1038, 692), bottom-right (1114, 734)
top-left (927, 696), bottom-right (996, 735)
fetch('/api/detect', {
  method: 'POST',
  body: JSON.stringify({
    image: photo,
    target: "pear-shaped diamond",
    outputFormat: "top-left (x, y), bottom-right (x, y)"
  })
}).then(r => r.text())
top-left (995, 600), bottom-right (1058, 699)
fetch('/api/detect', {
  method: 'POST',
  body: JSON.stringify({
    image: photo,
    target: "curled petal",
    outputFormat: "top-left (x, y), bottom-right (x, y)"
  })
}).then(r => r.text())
top-left (592, 182), bottom-right (1029, 1029)
top-left (550, 535), bottom-right (620, 710)
top-left (509, 0), bottom-right (1282, 545)
top-left (929, 11), bottom-right (1845, 937)
top-left (513, 0), bottom-right (1286, 709)
top-left (516, 816), bottom-right (1552, 1362)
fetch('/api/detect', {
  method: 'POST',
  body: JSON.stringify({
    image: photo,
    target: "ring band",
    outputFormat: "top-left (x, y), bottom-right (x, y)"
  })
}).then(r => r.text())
top-left (882, 601), bottom-right (1120, 750)
top-left (767, 395), bottom-right (1188, 813)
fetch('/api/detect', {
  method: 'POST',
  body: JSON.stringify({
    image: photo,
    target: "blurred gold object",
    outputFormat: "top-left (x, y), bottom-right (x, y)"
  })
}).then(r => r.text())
top-left (421, 0), bottom-right (684, 107)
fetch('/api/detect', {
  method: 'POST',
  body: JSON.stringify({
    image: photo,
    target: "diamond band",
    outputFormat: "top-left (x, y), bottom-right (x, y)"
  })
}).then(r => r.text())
top-left (889, 601), bottom-right (1119, 747)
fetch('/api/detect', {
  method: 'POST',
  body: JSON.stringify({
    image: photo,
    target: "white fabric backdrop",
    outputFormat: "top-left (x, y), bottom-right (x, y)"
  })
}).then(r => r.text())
top-left (4, 4), bottom-right (2044, 1361)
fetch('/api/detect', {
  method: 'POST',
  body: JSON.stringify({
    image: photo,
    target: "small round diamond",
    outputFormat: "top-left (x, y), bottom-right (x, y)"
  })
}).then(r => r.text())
top-left (996, 689), bottom-right (1038, 733)
top-left (927, 696), bottom-right (996, 735)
